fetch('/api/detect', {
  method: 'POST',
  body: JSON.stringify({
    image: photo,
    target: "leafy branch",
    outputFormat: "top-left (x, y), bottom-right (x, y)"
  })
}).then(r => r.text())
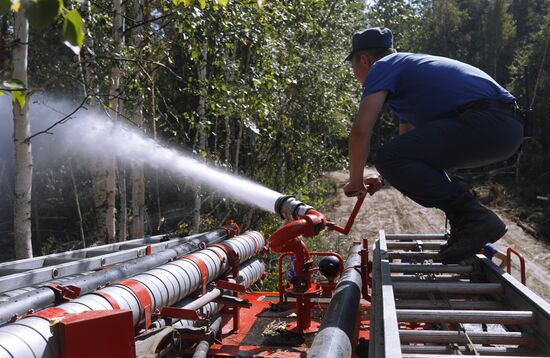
top-left (0, 0), bottom-right (84, 54)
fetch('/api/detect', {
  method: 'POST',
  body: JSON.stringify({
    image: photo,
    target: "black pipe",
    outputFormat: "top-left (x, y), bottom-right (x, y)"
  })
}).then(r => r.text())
top-left (307, 243), bottom-right (363, 358)
top-left (192, 315), bottom-right (223, 358)
top-left (0, 229), bottom-right (229, 325)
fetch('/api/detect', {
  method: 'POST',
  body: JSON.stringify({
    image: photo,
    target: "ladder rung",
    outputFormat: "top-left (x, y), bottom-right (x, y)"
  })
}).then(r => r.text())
top-left (396, 309), bottom-right (535, 324)
top-left (393, 282), bottom-right (503, 295)
top-left (395, 299), bottom-right (507, 310)
top-left (385, 234), bottom-right (448, 241)
top-left (387, 242), bottom-right (446, 250)
top-left (399, 329), bottom-right (540, 346)
top-left (390, 263), bottom-right (473, 274)
top-left (391, 275), bottom-right (464, 283)
top-left (388, 252), bottom-right (440, 260)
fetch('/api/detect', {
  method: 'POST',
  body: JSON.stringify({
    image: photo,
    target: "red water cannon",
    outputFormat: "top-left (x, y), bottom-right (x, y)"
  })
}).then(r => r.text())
top-left (270, 193), bottom-right (366, 334)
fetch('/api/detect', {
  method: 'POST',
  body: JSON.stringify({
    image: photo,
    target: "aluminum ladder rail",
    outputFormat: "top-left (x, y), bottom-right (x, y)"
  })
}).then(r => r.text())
top-left (370, 230), bottom-right (550, 358)
top-left (0, 230), bottom-right (227, 296)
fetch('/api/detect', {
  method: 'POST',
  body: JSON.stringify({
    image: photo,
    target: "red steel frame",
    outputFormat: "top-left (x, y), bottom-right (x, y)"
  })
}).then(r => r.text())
top-left (269, 194), bottom-right (367, 334)
top-left (506, 247), bottom-right (527, 285)
top-left (277, 252), bottom-right (344, 304)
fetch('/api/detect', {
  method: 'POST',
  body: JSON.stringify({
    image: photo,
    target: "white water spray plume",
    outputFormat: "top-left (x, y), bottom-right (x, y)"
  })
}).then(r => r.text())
top-left (67, 115), bottom-right (283, 213)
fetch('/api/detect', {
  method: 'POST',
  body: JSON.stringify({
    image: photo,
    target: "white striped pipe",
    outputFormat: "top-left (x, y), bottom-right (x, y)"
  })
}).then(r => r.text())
top-left (0, 231), bottom-right (264, 358)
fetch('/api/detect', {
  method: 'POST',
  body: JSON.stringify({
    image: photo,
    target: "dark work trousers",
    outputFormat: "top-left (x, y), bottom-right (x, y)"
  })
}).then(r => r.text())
top-left (374, 108), bottom-right (524, 212)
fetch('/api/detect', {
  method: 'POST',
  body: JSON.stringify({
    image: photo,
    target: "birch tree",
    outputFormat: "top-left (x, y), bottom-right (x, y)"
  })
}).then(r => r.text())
top-left (130, 0), bottom-right (146, 239)
top-left (11, 2), bottom-right (32, 259)
top-left (93, 0), bottom-right (124, 243)
top-left (193, 41), bottom-right (208, 232)
top-left (0, 0), bottom-right (85, 257)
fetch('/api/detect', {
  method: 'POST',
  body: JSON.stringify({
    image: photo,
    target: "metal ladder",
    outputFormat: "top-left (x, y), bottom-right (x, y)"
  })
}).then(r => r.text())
top-left (0, 232), bottom-right (207, 297)
top-left (370, 231), bottom-right (550, 358)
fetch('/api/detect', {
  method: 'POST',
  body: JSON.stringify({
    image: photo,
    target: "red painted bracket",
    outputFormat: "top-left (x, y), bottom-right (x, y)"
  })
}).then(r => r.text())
top-left (159, 307), bottom-right (208, 324)
top-left (506, 247), bottom-right (527, 285)
top-left (213, 280), bottom-right (246, 293)
top-left (222, 220), bottom-right (241, 238)
top-left (30, 307), bottom-right (69, 321)
top-left (144, 305), bottom-right (152, 330)
top-left (183, 255), bottom-right (210, 294)
top-left (118, 279), bottom-right (153, 330)
top-left (94, 291), bottom-right (121, 310)
top-left (46, 284), bottom-right (81, 302)
top-left (212, 243), bottom-right (241, 280)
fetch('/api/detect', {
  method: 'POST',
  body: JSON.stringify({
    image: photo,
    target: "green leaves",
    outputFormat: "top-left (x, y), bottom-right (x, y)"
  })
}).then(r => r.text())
top-left (0, 0), bottom-right (11, 15)
top-left (62, 9), bottom-right (84, 55)
top-left (4, 0), bottom-right (85, 55)
top-left (172, 0), bottom-right (229, 9)
top-left (25, 0), bottom-right (62, 29)
top-left (172, 0), bottom-right (193, 6)
top-left (3, 80), bottom-right (26, 109)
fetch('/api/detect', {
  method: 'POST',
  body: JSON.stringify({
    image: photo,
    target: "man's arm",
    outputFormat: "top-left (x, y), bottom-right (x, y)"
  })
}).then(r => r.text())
top-left (344, 90), bottom-right (387, 197)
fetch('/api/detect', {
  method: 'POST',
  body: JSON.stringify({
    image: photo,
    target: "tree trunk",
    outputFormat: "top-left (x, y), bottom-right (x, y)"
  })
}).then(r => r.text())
top-left (69, 161), bottom-right (86, 248)
top-left (12, 3), bottom-right (33, 259)
top-left (32, 188), bottom-right (40, 254)
top-left (92, 157), bottom-right (115, 243)
top-left (130, 0), bottom-right (146, 239)
top-left (131, 98), bottom-right (146, 239)
top-left (193, 41), bottom-right (208, 233)
top-left (223, 40), bottom-right (237, 167)
top-left (150, 79), bottom-right (162, 233)
top-left (131, 161), bottom-right (145, 238)
top-left (131, 97), bottom-right (146, 237)
top-left (93, 0), bottom-right (124, 243)
top-left (118, 166), bottom-right (127, 241)
top-left (224, 117), bottom-right (231, 165)
top-left (78, 0), bottom-right (92, 98)
top-left (234, 118), bottom-right (243, 172)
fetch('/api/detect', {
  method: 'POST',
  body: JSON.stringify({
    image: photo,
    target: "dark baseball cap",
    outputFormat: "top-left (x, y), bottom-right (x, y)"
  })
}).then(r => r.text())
top-left (345, 27), bottom-right (393, 61)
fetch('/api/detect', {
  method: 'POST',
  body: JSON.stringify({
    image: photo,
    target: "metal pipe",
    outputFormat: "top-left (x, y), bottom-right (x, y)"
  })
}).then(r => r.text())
top-left (192, 315), bottom-right (222, 358)
top-left (171, 258), bottom-right (265, 329)
top-left (0, 231), bottom-right (265, 358)
top-left (0, 228), bottom-right (230, 325)
top-left (308, 243), bottom-right (363, 358)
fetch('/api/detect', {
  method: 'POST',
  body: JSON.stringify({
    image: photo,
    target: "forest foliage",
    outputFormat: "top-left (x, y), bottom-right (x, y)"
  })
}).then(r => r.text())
top-left (0, 0), bottom-right (549, 260)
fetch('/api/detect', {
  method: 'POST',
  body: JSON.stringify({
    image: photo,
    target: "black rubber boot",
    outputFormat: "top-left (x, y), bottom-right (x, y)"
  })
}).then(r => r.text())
top-left (439, 193), bottom-right (507, 264)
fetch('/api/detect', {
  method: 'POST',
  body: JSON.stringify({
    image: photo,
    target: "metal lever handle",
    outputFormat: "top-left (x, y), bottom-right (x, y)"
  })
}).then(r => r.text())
top-left (329, 193), bottom-right (366, 235)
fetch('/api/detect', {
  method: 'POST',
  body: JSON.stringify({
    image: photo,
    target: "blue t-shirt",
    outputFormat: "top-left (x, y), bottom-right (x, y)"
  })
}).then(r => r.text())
top-left (362, 53), bottom-right (515, 126)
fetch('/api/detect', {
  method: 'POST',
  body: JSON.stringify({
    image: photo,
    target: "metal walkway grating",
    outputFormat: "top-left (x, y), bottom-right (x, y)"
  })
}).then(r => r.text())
top-left (370, 230), bottom-right (550, 357)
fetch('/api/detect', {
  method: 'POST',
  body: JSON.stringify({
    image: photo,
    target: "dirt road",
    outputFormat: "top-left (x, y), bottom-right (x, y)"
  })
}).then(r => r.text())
top-left (320, 169), bottom-right (550, 301)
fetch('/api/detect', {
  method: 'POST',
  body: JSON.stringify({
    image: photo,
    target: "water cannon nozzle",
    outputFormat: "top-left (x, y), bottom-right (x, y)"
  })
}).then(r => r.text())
top-left (274, 195), bottom-right (314, 221)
